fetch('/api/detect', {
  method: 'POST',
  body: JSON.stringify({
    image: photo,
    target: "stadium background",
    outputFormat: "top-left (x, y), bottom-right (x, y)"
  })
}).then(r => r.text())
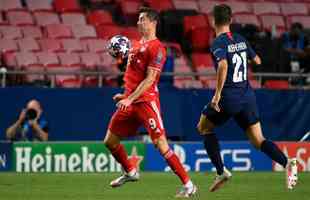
top-left (0, 0), bottom-right (309, 199)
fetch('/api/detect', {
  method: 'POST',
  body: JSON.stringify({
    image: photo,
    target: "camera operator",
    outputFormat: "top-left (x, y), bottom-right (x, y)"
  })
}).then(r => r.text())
top-left (6, 99), bottom-right (49, 141)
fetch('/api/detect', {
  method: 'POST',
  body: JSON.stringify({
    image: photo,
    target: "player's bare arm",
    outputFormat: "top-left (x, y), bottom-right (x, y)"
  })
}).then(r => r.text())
top-left (116, 68), bottom-right (158, 111)
top-left (253, 55), bottom-right (261, 65)
top-left (212, 59), bottom-right (228, 112)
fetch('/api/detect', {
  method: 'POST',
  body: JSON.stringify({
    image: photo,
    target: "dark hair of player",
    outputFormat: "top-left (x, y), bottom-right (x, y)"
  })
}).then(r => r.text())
top-left (212, 4), bottom-right (232, 26)
top-left (139, 7), bottom-right (159, 22)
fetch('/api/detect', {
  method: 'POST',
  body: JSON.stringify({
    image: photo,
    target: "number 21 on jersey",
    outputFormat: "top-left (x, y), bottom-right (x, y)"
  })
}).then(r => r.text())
top-left (232, 51), bottom-right (247, 83)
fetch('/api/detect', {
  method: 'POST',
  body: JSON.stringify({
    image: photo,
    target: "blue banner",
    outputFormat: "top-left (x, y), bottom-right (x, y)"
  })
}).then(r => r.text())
top-left (145, 142), bottom-right (272, 171)
top-left (0, 142), bottom-right (12, 171)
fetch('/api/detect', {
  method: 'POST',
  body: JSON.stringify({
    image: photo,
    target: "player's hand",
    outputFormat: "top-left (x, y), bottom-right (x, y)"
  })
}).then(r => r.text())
top-left (28, 119), bottom-right (38, 127)
top-left (211, 94), bottom-right (221, 112)
top-left (18, 109), bottom-right (27, 122)
top-left (113, 93), bottom-right (126, 102)
top-left (116, 98), bottom-right (133, 111)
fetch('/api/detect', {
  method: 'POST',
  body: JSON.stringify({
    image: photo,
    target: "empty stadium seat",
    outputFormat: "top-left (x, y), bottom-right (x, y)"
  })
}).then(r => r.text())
top-left (17, 38), bottom-right (41, 52)
top-left (80, 52), bottom-right (102, 70)
top-left (15, 52), bottom-right (39, 67)
top-left (0, 39), bottom-right (19, 53)
top-left (287, 16), bottom-right (310, 29)
top-left (121, 27), bottom-right (141, 41)
top-left (233, 14), bottom-right (261, 28)
top-left (87, 10), bottom-right (114, 27)
top-left (191, 53), bottom-right (214, 69)
top-left (57, 53), bottom-right (82, 67)
top-left (225, 1), bottom-right (252, 14)
top-left (81, 39), bottom-right (108, 53)
top-left (61, 39), bottom-right (84, 52)
top-left (71, 25), bottom-right (97, 39)
top-left (44, 24), bottom-right (73, 38)
top-left (253, 2), bottom-right (281, 15)
top-left (61, 13), bottom-right (87, 26)
top-left (264, 80), bottom-right (289, 89)
top-left (0, 26), bottom-right (23, 39)
top-left (16, 52), bottom-right (45, 82)
top-left (260, 15), bottom-right (286, 32)
top-left (0, 0), bottom-right (24, 12)
top-left (7, 11), bottom-right (34, 26)
top-left (145, 0), bottom-right (174, 12)
top-left (190, 27), bottom-right (210, 51)
top-left (120, 0), bottom-right (143, 24)
top-left (96, 24), bottom-right (123, 39)
top-left (56, 76), bottom-right (82, 88)
top-left (26, 0), bottom-right (53, 12)
top-left (54, 0), bottom-right (82, 13)
top-left (183, 15), bottom-right (209, 36)
top-left (34, 12), bottom-right (61, 26)
top-left (38, 38), bottom-right (64, 52)
top-left (198, 0), bottom-right (219, 14)
top-left (280, 3), bottom-right (308, 16)
top-left (36, 52), bottom-right (60, 67)
top-left (173, 0), bottom-right (199, 10)
top-left (21, 26), bottom-right (43, 39)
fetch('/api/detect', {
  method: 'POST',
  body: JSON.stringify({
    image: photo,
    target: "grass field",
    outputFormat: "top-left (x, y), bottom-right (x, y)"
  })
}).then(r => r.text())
top-left (0, 172), bottom-right (309, 200)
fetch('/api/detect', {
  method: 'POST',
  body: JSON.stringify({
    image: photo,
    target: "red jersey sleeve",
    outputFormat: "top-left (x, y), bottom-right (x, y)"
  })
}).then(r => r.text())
top-left (148, 42), bottom-right (166, 71)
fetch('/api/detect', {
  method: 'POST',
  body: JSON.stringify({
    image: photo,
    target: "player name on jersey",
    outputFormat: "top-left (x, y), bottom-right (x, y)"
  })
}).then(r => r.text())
top-left (227, 42), bottom-right (247, 53)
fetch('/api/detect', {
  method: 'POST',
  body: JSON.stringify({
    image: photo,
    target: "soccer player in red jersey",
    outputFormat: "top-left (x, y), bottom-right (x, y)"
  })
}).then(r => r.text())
top-left (103, 7), bottom-right (197, 198)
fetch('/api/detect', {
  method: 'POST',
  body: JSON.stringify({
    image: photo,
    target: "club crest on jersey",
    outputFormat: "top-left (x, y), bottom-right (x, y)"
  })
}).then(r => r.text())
top-left (140, 46), bottom-right (146, 52)
top-left (155, 50), bottom-right (163, 64)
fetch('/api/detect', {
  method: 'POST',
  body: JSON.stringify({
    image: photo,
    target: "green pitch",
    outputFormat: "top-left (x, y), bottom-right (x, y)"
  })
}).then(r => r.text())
top-left (0, 172), bottom-right (309, 200)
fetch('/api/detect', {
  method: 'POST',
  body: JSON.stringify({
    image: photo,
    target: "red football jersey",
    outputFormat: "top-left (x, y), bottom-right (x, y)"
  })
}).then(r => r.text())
top-left (123, 38), bottom-right (166, 103)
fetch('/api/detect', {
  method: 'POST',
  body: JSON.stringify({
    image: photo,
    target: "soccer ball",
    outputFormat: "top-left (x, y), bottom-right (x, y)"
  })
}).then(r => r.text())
top-left (107, 35), bottom-right (131, 58)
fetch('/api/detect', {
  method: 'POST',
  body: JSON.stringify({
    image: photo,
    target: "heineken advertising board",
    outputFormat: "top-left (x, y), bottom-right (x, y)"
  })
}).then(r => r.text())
top-left (13, 142), bottom-right (145, 173)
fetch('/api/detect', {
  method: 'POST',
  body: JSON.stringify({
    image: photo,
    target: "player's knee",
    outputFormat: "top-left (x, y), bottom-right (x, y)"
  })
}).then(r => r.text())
top-left (154, 138), bottom-right (169, 154)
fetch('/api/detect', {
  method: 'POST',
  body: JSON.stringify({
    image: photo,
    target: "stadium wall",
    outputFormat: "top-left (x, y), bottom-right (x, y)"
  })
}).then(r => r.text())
top-left (0, 87), bottom-right (310, 141)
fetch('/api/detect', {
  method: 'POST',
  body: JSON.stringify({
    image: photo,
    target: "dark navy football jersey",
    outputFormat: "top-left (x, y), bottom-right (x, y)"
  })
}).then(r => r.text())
top-left (210, 32), bottom-right (256, 99)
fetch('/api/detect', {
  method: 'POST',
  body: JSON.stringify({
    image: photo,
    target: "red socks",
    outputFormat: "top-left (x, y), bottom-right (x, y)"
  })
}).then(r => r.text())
top-left (164, 149), bottom-right (190, 184)
top-left (111, 144), bottom-right (134, 173)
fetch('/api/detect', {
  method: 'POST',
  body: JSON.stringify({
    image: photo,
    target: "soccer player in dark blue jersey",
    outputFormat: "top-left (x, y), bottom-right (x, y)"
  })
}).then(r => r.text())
top-left (197, 4), bottom-right (298, 192)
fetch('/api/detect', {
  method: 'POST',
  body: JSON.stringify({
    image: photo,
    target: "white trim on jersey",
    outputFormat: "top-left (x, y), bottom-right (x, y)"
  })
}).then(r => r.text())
top-left (150, 101), bottom-right (164, 130)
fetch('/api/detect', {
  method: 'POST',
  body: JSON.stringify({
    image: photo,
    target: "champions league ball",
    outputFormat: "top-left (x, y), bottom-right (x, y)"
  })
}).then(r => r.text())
top-left (107, 35), bottom-right (131, 58)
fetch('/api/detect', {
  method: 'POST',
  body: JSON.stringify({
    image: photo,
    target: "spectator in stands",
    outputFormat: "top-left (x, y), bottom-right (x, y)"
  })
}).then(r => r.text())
top-left (6, 99), bottom-right (49, 141)
top-left (281, 23), bottom-right (310, 75)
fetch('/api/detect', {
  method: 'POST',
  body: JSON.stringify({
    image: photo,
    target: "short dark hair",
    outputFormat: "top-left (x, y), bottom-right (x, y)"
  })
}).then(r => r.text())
top-left (212, 4), bottom-right (232, 26)
top-left (139, 7), bottom-right (159, 22)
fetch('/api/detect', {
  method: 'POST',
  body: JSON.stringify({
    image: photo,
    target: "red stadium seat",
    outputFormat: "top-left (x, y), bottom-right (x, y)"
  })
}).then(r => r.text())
top-left (57, 52), bottom-right (82, 67)
top-left (87, 10), bottom-right (114, 27)
top-left (0, 26), bottom-right (23, 39)
top-left (253, 2), bottom-right (281, 16)
top-left (71, 25), bottom-right (97, 39)
top-left (80, 52), bottom-right (102, 70)
top-left (81, 39), bottom-right (108, 53)
top-left (198, 0), bottom-right (219, 14)
top-left (191, 53), bottom-right (214, 69)
top-left (260, 15), bottom-right (286, 33)
top-left (44, 24), bottom-right (73, 38)
top-left (3, 52), bottom-right (17, 69)
top-left (46, 66), bottom-right (82, 88)
top-left (280, 3), bottom-right (308, 16)
top-left (61, 39), bottom-right (84, 53)
top-left (38, 38), bottom-right (64, 52)
top-left (264, 80), bottom-right (289, 89)
top-left (225, 1), bottom-right (252, 14)
top-left (183, 15), bottom-right (209, 36)
top-left (61, 13), bottom-right (87, 26)
top-left (100, 51), bottom-right (115, 69)
top-left (233, 14), bottom-right (261, 28)
top-left (21, 26), bottom-right (43, 39)
top-left (0, 0), bottom-right (24, 12)
top-left (34, 12), bottom-right (61, 26)
top-left (26, 0), bottom-right (53, 12)
top-left (7, 11), bottom-right (34, 26)
top-left (15, 52), bottom-right (39, 67)
top-left (96, 24), bottom-right (123, 39)
top-left (17, 38), bottom-right (41, 52)
top-left (121, 27), bottom-right (141, 41)
top-left (56, 77), bottom-right (82, 88)
top-left (54, 0), bottom-right (82, 13)
top-left (120, 0), bottom-right (143, 24)
top-left (145, 0), bottom-right (174, 12)
top-left (0, 39), bottom-right (19, 53)
top-left (36, 52), bottom-right (60, 67)
top-left (190, 27), bottom-right (210, 51)
top-left (172, 0), bottom-right (199, 10)
top-left (287, 16), bottom-right (310, 29)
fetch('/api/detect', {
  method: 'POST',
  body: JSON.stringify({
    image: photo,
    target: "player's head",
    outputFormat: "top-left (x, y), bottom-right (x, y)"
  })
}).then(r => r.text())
top-left (212, 4), bottom-right (232, 28)
top-left (137, 7), bottom-right (159, 35)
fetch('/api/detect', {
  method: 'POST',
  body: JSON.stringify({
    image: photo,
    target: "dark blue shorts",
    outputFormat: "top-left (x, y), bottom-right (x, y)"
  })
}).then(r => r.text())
top-left (202, 96), bottom-right (260, 130)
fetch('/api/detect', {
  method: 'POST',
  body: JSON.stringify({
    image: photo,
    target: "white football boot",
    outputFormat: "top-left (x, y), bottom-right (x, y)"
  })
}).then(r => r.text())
top-left (286, 158), bottom-right (298, 190)
top-left (175, 182), bottom-right (198, 198)
top-left (110, 170), bottom-right (140, 188)
top-left (209, 167), bottom-right (232, 192)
